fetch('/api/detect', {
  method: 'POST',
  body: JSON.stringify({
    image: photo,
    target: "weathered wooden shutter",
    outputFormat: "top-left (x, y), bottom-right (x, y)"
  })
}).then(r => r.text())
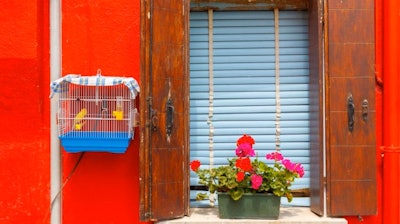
top-left (326, 0), bottom-right (376, 216)
top-left (309, 0), bottom-right (325, 216)
top-left (310, 0), bottom-right (377, 216)
top-left (140, 0), bottom-right (189, 221)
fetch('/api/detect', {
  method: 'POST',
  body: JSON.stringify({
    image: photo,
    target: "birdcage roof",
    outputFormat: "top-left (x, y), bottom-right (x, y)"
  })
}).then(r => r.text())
top-left (50, 74), bottom-right (140, 98)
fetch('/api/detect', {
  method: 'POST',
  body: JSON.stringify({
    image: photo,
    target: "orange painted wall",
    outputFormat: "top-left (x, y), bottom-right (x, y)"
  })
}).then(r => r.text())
top-left (0, 1), bottom-right (385, 223)
top-left (61, 1), bottom-right (147, 223)
top-left (0, 1), bottom-right (50, 223)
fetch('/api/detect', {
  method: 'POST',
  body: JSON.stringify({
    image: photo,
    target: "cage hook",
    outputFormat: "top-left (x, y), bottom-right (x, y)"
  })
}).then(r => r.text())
top-left (95, 69), bottom-right (102, 105)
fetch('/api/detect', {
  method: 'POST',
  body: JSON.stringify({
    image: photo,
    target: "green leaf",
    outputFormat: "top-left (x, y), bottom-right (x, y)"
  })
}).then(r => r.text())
top-left (286, 192), bottom-right (293, 202)
top-left (229, 188), bottom-right (244, 201)
top-left (196, 193), bottom-right (209, 201)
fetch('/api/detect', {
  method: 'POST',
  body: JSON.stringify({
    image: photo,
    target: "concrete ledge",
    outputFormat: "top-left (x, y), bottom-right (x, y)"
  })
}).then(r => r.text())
top-left (157, 207), bottom-right (347, 224)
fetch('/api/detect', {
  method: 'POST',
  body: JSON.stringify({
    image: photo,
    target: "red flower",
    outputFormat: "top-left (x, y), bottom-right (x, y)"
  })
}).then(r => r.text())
top-left (235, 157), bottom-right (252, 172)
top-left (236, 134), bottom-right (255, 146)
top-left (190, 160), bottom-right (201, 172)
top-left (236, 171), bottom-right (245, 182)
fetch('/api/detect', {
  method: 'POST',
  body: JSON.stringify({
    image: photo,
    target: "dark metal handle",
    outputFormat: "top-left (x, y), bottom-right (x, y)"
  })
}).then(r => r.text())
top-left (166, 98), bottom-right (174, 136)
top-left (151, 109), bottom-right (158, 132)
top-left (347, 94), bottom-right (355, 132)
top-left (362, 99), bottom-right (368, 122)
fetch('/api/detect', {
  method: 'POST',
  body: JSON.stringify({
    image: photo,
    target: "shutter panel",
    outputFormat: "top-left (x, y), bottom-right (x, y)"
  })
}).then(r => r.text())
top-left (190, 10), bottom-right (310, 206)
top-left (326, 0), bottom-right (376, 216)
top-left (140, 0), bottom-right (189, 221)
top-left (309, 0), bottom-right (325, 216)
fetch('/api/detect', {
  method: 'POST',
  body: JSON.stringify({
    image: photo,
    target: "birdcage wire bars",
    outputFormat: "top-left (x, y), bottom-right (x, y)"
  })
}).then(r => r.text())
top-left (56, 83), bottom-right (136, 153)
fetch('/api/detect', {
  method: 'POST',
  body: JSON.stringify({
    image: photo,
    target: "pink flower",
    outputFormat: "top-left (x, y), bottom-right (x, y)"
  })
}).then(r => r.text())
top-left (235, 143), bottom-right (255, 157)
top-left (266, 152), bottom-right (284, 161)
top-left (294, 163), bottom-right (305, 178)
top-left (251, 174), bottom-right (263, 190)
top-left (282, 159), bottom-right (295, 171)
top-left (282, 159), bottom-right (305, 178)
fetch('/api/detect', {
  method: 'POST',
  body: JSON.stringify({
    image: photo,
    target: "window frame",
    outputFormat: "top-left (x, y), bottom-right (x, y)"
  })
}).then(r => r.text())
top-left (139, 0), bottom-right (377, 221)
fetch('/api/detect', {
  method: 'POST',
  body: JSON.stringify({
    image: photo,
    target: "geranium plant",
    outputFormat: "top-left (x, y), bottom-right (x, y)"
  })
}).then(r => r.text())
top-left (190, 134), bottom-right (304, 203)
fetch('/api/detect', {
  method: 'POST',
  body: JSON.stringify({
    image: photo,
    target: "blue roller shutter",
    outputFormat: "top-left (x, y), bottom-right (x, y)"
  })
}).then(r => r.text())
top-left (190, 10), bottom-right (310, 206)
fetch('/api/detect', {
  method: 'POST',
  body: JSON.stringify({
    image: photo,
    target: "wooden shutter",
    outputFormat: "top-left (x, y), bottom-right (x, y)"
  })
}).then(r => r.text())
top-left (309, 0), bottom-right (324, 216)
top-left (140, 0), bottom-right (189, 221)
top-left (326, 0), bottom-right (376, 216)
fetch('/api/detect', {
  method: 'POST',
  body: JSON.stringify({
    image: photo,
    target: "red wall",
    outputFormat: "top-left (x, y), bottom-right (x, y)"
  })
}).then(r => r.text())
top-left (0, 1), bottom-right (50, 223)
top-left (0, 1), bottom-right (385, 223)
top-left (61, 1), bottom-right (147, 223)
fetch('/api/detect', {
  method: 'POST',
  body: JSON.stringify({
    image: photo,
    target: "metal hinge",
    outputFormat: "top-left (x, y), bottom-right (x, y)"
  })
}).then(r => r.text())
top-left (147, 96), bottom-right (158, 131)
top-left (146, 97), bottom-right (153, 128)
top-left (144, 212), bottom-right (152, 218)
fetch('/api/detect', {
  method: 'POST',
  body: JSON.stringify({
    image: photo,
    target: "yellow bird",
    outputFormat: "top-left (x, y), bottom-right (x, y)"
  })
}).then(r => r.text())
top-left (73, 108), bottom-right (87, 130)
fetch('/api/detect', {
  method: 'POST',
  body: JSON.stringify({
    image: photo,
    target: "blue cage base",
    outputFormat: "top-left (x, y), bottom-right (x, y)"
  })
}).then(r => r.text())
top-left (59, 131), bottom-right (132, 153)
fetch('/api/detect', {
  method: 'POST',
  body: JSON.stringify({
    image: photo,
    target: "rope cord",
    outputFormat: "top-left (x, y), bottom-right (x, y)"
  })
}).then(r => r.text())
top-left (207, 9), bottom-right (215, 206)
top-left (274, 8), bottom-right (281, 151)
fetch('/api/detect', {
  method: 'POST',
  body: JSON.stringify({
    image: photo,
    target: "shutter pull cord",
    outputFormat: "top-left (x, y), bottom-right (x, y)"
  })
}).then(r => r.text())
top-left (207, 9), bottom-right (215, 206)
top-left (274, 8), bottom-right (281, 151)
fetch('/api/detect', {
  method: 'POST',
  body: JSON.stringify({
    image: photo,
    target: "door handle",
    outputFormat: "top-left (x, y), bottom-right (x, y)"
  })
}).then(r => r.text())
top-left (166, 98), bottom-right (174, 136)
top-left (347, 94), bottom-right (355, 132)
top-left (151, 108), bottom-right (158, 132)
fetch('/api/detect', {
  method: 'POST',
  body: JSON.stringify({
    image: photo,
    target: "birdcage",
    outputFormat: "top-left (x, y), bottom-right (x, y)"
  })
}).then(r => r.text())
top-left (50, 71), bottom-right (140, 153)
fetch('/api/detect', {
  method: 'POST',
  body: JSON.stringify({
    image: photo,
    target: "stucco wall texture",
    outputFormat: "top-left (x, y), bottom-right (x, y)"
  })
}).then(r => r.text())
top-left (0, 1), bottom-right (146, 224)
top-left (0, 1), bottom-right (50, 223)
top-left (61, 1), bottom-right (145, 223)
top-left (0, 1), bottom-right (387, 224)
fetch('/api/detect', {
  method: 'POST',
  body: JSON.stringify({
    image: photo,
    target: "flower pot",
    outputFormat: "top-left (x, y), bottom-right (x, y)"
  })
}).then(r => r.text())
top-left (217, 192), bottom-right (281, 219)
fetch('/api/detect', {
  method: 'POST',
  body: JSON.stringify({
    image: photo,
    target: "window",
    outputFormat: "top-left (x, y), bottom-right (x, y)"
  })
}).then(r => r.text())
top-left (189, 9), bottom-right (310, 207)
top-left (140, 0), bottom-right (377, 221)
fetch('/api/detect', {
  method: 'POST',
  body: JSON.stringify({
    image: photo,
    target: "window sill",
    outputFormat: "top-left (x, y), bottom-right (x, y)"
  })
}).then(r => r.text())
top-left (157, 207), bottom-right (347, 224)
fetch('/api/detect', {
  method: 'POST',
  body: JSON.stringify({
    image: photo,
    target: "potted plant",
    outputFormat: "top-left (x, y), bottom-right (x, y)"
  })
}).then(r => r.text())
top-left (190, 134), bottom-right (304, 219)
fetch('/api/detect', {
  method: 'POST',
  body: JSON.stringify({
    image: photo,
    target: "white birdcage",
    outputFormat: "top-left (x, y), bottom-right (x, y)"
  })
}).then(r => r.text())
top-left (50, 71), bottom-right (140, 153)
